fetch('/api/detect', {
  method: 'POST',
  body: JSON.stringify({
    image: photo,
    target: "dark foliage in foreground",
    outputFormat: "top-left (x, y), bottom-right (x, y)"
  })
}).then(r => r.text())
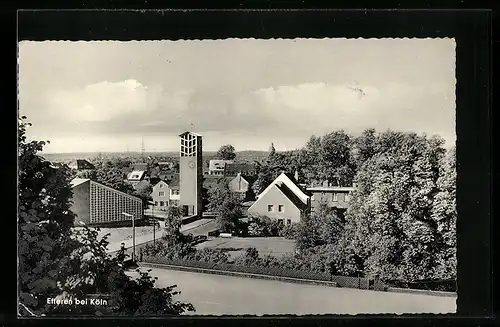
top-left (18, 117), bottom-right (194, 316)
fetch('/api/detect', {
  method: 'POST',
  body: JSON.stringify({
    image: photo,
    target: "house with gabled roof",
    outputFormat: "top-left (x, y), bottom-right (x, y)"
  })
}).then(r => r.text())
top-left (208, 159), bottom-right (233, 176)
top-left (247, 171), bottom-right (310, 225)
top-left (127, 170), bottom-right (146, 186)
top-left (150, 179), bottom-right (171, 209)
top-left (228, 172), bottom-right (257, 200)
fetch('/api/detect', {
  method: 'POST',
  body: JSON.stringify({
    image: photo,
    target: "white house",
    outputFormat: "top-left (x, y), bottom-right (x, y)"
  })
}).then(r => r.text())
top-left (151, 180), bottom-right (171, 208)
top-left (208, 159), bottom-right (234, 176)
top-left (248, 172), bottom-right (310, 224)
top-left (127, 170), bottom-right (146, 187)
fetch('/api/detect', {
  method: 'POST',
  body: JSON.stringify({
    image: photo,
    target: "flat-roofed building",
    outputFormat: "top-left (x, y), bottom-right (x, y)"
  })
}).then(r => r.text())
top-left (306, 181), bottom-right (355, 215)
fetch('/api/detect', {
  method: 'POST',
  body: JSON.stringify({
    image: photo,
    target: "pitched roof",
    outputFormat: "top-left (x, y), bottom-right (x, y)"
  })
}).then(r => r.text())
top-left (70, 178), bottom-right (90, 188)
top-left (225, 162), bottom-right (258, 176)
top-left (256, 172), bottom-right (309, 205)
top-left (209, 159), bottom-right (233, 171)
top-left (76, 159), bottom-right (95, 170)
top-left (149, 177), bottom-right (162, 186)
top-left (133, 179), bottom-right (151, 190)
top-left (203, 176), bottom-right (232, 189)
top-left (169, 174), bottom-right (180, 188)
top-left (275, 182), bottom-right (309, 211)
top-left (133, 163), bottom-right (148, 171)
top-left (306, 186), bottom-right (355, 192)
top-left (228, 173), bottom-right (256, 187)
top-left (127, 170), bottom-right (145, 181)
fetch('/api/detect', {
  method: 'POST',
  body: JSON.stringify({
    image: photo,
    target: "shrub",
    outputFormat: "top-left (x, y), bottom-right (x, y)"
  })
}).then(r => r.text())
top-left (233, 247), bottom-right (260, 266)
top-left (279, 223), bottom-right (298, 239)
top-left (188, 248), bottom-right (230, 264)
top-left (246, 215), bottom-right (285, 237)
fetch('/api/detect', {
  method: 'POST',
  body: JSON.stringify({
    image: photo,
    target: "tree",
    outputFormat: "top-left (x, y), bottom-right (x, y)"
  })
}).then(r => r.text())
top-left (164, 206), bottom-right (183, 238)
top-left (18, 116), bottom-right (77, 314)
top-left (431, 146), bottom-right (457, 280)
top-left (352, 128), bottom-right (378, 166)
top-left (267, 143), bottom-right (276, 162)
top-left (338, 131), bottom-right (450, 282)
top-left (251, 165), bottom-right (276, 196)
top-left (208, 180), bottom-right (243, 233)
top-left (133, 181), bottom-right (153, 207)
top-left (18, 117), bottom-right (194, 316)
top-left (94, 166), bottom-right (135, 195)
top-left (216, 144), bottom-right (236, 161)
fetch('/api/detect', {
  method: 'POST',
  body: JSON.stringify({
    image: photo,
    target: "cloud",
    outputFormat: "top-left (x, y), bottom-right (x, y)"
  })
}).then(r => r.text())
top-left (34, 78), bottom-right (454, 151)
top-left (251, 81), bottom-right (453, 137)
top-left (45, 79), bottom-right (188, 122)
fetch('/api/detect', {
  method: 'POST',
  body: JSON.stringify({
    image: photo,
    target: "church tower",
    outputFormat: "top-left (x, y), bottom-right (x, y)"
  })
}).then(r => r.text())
top-left (179, 131), bottom-right (203, 217)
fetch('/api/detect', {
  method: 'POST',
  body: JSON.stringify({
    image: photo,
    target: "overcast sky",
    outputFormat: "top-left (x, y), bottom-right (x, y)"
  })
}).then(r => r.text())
top-left (18, 38), bottom-right (456, 153)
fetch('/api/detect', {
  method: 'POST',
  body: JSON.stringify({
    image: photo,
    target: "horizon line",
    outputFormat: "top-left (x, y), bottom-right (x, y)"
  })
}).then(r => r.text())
top-left (40, 149), bottom-right (280, 155)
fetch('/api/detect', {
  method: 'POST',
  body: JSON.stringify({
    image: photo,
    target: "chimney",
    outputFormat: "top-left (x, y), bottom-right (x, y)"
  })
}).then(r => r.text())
top-left (322, 180), bottom-right (329, 187)
top-left (294, 170), bottom-right (299, 182)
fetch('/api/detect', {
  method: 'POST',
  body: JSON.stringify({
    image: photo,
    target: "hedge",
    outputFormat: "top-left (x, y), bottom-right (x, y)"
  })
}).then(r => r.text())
top-left (142, 255), bottom-right (381, 290)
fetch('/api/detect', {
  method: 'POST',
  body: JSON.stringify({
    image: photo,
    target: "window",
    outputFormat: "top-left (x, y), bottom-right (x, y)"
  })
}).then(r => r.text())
top-left (159, 191), bottom-right (165, 197)
top-left (345, 193), bottom-right (350, 202)
top-left (278, 205), bottom-right (284, 212)
top-left (267, 205), bottom-right (274, 212)
top-left (332, 193), bottom-right (338, 201)
top-left (160, 201), bottom-right (164, 206)
top-left (154, 201), bottom-right (158, 206)
top-left (159, 184), bottom-right (164, 188)
top-left (287, 219), bottom-right (291, 225)
top-left (278, 219), bottom-right (284, 225)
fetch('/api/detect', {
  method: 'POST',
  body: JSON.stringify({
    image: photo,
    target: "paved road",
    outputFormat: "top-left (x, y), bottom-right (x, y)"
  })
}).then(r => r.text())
top-left (106, 219), bottom-right (216, 254)
top-left (126, 268), bottom-right (457, 316)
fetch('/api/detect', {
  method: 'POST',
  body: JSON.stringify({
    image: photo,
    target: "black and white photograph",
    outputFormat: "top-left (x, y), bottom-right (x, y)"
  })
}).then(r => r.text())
top-left (18, 38), bottom-right (457, 317)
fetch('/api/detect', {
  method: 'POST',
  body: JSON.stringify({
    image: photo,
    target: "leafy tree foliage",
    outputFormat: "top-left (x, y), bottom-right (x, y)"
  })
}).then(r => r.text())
top-left (208, 179), bottom-right (243, 233)
top-left (267, 143), bottom-right (276, 162)
top-left (164, 206), bottom-right (183, 238)
top-left (133, 181), bottom-right (153, 207)
top-left (246, 215), bottom-right (284, 237)
top-left (338, 131), bottom-right (453, 282)
top-left (216, 144), bottom-right (236, 161)
top-left (18, 117), bottom-right (194, 316)
top-left (18, 116), bottom-right (76, 314)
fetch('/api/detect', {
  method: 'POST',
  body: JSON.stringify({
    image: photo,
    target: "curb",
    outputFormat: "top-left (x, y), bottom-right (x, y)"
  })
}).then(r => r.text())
top-left (138, 262), bottom-right (340, 288)
top-left (387, 287), bottom-right (457, 298)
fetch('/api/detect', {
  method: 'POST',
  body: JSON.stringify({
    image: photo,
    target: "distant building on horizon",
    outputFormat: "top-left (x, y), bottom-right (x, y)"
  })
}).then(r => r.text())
top-left (127, 170), bottom-right (146, 187)
top-left (70, 178), bottom-right (143, 226)
top-left (68, 159), bottom-right (95, 171)
top-left (208, 159), bottom-right (233, 176)
top-left (225, 162), bottom-right (259, 177)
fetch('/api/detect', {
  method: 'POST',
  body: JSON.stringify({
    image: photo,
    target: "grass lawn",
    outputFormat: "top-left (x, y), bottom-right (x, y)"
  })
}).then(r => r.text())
top-left (196, 236), bottom-right (296, 258)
